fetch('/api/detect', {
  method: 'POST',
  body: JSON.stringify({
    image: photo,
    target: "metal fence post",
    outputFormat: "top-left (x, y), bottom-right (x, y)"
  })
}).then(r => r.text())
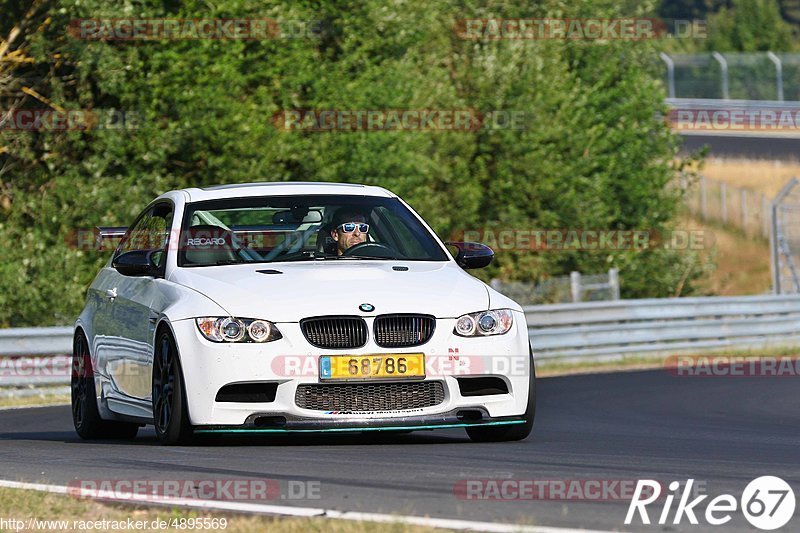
top-left (767, 51), bottom-right (784, 101)
top-left (608, 268), bottom-right (620, 300)
top-left (761, 194), bottom-right (770, 238)
top-left (771, 198), bottom-right (779, 294)
top-left (720, 182), bottom-right (728, 223)
top-left (570, 271), bottom-right (581, 303)
top-left (741, 189), bottom-right (748, 233)
top-left (700, 176), bottom-right (708, 219)
top-left (659, 52), bottom-right (676, 98)
top-left (771, 177), bottom-right (800, 294)
top-left (711, 52), bottom-right (729, 100)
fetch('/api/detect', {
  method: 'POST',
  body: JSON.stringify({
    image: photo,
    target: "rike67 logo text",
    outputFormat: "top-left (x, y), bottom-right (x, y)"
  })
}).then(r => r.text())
top-left (626, 477), bottom-right (795, 530)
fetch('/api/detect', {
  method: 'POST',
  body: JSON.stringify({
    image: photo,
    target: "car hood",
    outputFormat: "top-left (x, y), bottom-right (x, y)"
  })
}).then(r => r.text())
top-left (168, 261), bottom-right (489, 322)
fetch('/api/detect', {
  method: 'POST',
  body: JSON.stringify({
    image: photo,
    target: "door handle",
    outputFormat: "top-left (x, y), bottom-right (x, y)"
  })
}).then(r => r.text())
top-left (105, 288), bottom-right (117, 300)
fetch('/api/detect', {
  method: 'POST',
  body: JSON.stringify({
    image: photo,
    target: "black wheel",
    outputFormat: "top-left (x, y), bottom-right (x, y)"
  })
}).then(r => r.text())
top-left (71, 331), bottom-right (139, 440)
top-left (466, 345), bottom-right (536, 443)
top-left (152, 329), bottom-right (193, 445)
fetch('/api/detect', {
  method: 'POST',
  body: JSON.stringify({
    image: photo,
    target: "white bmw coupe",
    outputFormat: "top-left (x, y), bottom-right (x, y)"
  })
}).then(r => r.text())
top-left (72, 182), bottom-right (535, 444)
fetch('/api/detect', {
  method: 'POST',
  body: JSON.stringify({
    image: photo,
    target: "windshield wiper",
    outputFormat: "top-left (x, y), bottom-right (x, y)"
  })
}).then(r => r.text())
top-left (335, 255), bottom-right (398, 260)
top-left (276, 250), bottom-right (325, 263)
top-left (264, 251), bottom-right (328, 263)
top-left (206, 259), bottom-right (247, 266)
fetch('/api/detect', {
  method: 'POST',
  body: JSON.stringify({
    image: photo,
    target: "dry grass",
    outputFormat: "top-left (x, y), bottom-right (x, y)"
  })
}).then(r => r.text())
top-left (674, 157), bottom-right (779, 295)
top-left (678, 214), bottom-right (771, 295)
top-left (0, 486), bottom-right (442, 533)
top-left (536, 356), bottom-right (668, 377)
top-left (536, 345), bottom-right (800, 376)
top-left (0, 391), bottom-right (70, 409)
top-left (688, 157), bottom-right (800, 198)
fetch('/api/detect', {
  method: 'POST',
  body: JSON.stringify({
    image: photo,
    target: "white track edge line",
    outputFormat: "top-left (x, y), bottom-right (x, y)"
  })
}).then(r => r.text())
top-left (0, 479), bottom-right (614, 533)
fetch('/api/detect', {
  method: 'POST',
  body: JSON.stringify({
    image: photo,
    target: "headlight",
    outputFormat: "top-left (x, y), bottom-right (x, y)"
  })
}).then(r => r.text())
top-left (453, 310), bottom-right (513, 337)
top-left (195, 317), bottom-right (282, 343)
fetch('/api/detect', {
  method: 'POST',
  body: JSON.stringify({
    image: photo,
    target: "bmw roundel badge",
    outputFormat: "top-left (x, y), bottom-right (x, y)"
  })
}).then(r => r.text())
top-left (359, 303), bottom-right (375, 312)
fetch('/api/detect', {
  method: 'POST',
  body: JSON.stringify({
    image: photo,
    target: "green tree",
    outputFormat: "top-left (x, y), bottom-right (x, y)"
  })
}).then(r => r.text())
top-left (706, 0), bottom-right (795, 51)
top-left (1, 0), bottom-right (700, 326)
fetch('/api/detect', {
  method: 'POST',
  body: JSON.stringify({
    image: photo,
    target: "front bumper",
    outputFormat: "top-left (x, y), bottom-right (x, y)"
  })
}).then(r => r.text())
top-left (194, 408), bottom-right (528, 434)
top-left (170, 311), bottom-right (531, 427)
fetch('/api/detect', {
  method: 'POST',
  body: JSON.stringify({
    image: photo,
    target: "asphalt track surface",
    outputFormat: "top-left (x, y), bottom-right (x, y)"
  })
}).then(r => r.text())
top-left (0, 369), bottom-right (798, 532)
top-left (679, 133), bottom-right (800, 160)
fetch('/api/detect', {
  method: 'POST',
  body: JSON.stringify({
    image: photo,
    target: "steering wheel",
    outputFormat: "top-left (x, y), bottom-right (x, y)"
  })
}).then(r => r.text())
top-left (342, 242), bottom-right (399, 259)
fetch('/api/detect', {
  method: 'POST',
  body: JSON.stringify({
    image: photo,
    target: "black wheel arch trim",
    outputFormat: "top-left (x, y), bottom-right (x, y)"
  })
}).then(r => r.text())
top-left (152, 319), bottom-right (193, 424)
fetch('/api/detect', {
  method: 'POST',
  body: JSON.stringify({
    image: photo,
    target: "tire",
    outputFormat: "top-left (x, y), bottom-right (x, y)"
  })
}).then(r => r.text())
top-left (152, 329), bottom-right (193, 445)
top-left (71, 330), bottom-right (139, 440)
top-left (466, 344), bottom-right (536, 443)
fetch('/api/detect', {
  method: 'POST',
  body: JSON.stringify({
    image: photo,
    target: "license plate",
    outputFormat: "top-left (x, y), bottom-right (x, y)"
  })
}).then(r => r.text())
top-left (319, 354), bottom-right (425, 381)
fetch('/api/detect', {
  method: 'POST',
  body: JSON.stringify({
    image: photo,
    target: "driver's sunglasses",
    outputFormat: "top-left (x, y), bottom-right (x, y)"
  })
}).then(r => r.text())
top-left (337, 222), bottom-right (369, 233)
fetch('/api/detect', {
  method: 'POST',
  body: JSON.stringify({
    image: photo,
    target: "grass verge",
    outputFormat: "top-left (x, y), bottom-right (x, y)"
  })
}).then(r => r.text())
top-left (536, 345), bottom-right (800, 377)
top-left (0, 391), bottom-right (70, 409)
top-left (0, 486), bottom-right (442, 533)
top-left (536, 355), bottom-right (670, 377)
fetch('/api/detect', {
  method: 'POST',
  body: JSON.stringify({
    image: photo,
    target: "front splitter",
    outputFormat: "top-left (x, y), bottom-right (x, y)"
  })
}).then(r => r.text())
top-left (194, 408), bottom-right (526, 434)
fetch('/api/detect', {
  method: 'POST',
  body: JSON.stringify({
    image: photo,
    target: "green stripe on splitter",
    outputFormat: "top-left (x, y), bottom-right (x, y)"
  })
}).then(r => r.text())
top-left (195, 420), bottom-right (525, 434)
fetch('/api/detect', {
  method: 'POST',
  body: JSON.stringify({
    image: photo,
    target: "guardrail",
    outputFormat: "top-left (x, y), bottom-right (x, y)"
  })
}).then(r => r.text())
top-left (666, 97), bottom-right (800, 110)
top-left (3, 294), bottom-right (800, 388)
top-left (526, 294), bottom-right (800, 360)
top-left (665, 98), bottom-right (800, 138)
top-left (0, 327), bottom-right (73, 356)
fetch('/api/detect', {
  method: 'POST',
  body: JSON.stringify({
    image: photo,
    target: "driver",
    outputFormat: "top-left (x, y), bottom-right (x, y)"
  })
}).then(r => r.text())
top-left (329, 208), bottom-right (369, 256)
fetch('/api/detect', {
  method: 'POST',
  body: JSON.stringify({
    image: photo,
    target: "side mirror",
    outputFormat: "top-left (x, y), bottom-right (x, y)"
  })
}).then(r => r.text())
top-left (445, 241), bottom-right (494, 269)
top-left (112, 250), bottom-right (159, 277)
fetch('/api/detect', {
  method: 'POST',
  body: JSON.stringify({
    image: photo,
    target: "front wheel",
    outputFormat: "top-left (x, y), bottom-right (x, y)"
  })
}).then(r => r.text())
top-left (152, 329), bottom-right (193, 445)
top-left (71, 331), bottom-right (139, 440)
top-left (466, 346), bottom-right (536, 443)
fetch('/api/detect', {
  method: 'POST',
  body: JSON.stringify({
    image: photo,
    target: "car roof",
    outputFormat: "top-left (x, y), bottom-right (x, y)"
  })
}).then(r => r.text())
top-left (176, 182), bottom-right (396, 202)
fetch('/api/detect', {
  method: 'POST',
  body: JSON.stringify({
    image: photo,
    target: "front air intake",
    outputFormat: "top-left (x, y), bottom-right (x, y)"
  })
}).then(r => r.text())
top-left (215, 382), bottom-right (278, 403)
top-left (295, 381), bottom-right (445, 411)
top-left (456, 376), bottom-right (509, 397)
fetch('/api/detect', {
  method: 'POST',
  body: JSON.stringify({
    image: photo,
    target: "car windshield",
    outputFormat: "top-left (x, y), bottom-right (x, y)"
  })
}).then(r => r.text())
top-left (178, 194), bottom-right (449, 266)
